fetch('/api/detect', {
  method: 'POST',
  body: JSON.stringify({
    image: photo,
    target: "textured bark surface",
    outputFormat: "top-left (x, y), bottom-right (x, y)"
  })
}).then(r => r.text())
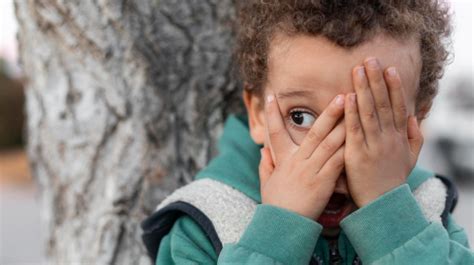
top-left (15, 0), bottom-right (243, 263)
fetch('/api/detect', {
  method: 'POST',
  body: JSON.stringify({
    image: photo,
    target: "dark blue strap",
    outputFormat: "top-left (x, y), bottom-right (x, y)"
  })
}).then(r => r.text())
top-left (434, 174), bottom-right (458, 228)
top-left (140, 201), bottom-right (222, 262)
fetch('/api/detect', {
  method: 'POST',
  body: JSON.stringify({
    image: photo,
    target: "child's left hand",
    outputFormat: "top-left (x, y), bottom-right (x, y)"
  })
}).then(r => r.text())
top-left (344, 57), bottom-right (424, 208)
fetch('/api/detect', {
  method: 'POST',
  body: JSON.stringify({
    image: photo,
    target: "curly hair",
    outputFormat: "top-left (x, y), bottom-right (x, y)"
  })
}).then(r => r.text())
top-left (234, 0), bottom-right (452, 114)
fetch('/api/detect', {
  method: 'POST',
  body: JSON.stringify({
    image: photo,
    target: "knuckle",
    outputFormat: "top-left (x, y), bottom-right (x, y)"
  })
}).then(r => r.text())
top-left (307, 129), bottom-right (325, 142)
top-left (374, 74), bottom-right (385, 83)
top-left (308, 177), bottom-right (321, 189)
top-left (349, 106), bottom-right (358, 114)
top-left (370, 73), bottom-right (384, 84)
top-left (376, 102), bottom-right (392, 113)
top-left (396, 104), bottom-right (408, 116)
top-left (349, 123), bottom-right (361, 133)
top-left (358, 84), bottom-right (370, 92)
top-left (394, 125), bottom-right (405, 133)
top-left (320, 140), bottom-right (335, 152)
top-left (363, 110), bottom-right (377, 120)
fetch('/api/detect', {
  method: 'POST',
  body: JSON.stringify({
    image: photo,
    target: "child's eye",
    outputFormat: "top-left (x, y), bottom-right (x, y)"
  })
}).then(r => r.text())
top-left (288, 109), bottom-right (317, 129)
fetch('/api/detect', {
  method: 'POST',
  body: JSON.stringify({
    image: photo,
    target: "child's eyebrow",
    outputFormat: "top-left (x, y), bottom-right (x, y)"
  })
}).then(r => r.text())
top-left (277, 89), bottom-right (316, 99)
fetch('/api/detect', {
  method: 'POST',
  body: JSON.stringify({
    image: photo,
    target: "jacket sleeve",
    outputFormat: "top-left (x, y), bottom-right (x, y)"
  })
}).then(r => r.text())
top-left (340, 184), bottom-right (474, 265)
top-left (156, 204), bottom-right (322, 265)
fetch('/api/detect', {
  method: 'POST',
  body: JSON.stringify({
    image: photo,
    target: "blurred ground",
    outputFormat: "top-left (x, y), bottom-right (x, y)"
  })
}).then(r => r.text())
top-left (0, 149), bottom-right (46, 264)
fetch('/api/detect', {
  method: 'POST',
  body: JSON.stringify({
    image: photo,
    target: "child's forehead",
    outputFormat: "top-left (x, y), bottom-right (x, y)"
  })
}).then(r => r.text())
top-left (267, 32), bottom-right (422, 102)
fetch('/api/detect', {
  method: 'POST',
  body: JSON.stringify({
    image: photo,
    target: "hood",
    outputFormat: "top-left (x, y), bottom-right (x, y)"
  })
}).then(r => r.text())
top-left (195, 114), bottom-right (435, 203)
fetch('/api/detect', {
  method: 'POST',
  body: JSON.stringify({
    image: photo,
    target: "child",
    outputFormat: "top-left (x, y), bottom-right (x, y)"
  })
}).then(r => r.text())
top-left (141, 1), bottom-right (473, 264)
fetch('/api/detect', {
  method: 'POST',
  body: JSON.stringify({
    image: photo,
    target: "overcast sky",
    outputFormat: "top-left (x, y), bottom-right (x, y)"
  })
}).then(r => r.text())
top-left (0, 0), bottom-right (18, 64)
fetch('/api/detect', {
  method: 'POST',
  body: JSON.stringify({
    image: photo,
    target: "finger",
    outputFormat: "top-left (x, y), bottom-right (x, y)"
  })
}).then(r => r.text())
top-left (364, 57), bottom-right (394, 131)
top-left (258, 147), bottom-right (274, 189)
top-left (305, 122), bottom-right (345, 172)
top-left (407, 116), bottom-right (424, 158)
top-left (313, 146), bottom-right (345, 185)
top-left (345, 93), bottom-right (365, 146)
top-left (352, 65), bottom-right (381, 143)
top-left (384, 67), bottom-right (408, 132)
top-left (295, 94), bottom-right (345, 160)
top-left (264, 91), bottom-right (295, 164)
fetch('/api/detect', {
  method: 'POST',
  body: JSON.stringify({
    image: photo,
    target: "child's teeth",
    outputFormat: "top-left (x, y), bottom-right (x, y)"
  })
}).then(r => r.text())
top-left (324, 209), bottom-right (341, 214)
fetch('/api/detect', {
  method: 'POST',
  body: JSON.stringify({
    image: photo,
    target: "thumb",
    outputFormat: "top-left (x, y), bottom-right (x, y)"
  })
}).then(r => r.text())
top-left (407, 115), bottom-right (424, 158)
top-left (258, 147), bottom-right (274, 189)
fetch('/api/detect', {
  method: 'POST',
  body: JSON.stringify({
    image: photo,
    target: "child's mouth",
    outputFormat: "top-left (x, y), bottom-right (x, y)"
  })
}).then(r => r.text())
top-left (317, 192), bottom-right (354, 228)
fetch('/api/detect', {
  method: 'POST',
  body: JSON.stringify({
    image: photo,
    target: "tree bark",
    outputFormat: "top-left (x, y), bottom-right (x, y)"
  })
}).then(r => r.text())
top-left (14, 0), bottom-right (243, 264)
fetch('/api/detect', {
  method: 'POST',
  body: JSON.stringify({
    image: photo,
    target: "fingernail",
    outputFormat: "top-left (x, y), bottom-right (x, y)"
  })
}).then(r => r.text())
top-left (335, 95), bottom-right (344, 106)
top-left (356, 66), bottom-right (365, 78)
top-left (387, 67), bottom-right (397, 77)
top-left (260, 148), bottom-right (264, 157)
top-left (266, 94), bottom-right (274, 103)
top-left (366, 57), bottom-right (379, 69)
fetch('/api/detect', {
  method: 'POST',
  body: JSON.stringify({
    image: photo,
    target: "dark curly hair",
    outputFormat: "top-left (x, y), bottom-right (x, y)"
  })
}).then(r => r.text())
top-left (234, 0), bottom-right (452, 115)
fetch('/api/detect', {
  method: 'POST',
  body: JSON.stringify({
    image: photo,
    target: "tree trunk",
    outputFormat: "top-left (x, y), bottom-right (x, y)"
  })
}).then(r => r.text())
top-left (14, 0), bottom-right (243, 264)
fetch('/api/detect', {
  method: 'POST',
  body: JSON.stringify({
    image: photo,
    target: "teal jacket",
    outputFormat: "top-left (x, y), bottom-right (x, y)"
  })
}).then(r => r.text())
top-left (155, 114), bottom-right (473, 264)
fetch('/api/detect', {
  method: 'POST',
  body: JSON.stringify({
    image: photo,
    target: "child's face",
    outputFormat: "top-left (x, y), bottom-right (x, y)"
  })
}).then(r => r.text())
top-left (245, 32), bottom-right (423, 144)
top-left (244, 32), bottom-right (423, 234)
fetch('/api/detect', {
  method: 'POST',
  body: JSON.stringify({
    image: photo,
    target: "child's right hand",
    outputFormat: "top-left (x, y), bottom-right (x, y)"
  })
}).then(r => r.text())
top-left (258, 92), bottom-right (346, 221)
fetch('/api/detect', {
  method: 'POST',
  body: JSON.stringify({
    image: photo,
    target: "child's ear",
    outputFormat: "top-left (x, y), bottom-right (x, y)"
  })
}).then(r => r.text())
top-left (243, 87), bottom-right (266, 144)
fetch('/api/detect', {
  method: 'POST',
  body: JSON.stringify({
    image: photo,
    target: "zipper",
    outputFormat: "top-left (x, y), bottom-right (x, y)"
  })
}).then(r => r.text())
top-left (314, 238), bottom-right (362, 265)
top-left (352, 255), bottom-right (362, 265)
top-left (328, 239), bottom-right (343, 265)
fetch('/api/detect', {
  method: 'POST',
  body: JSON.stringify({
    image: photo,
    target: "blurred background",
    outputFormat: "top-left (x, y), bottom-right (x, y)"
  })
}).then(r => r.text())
top-left (0, 0), bottom-right (472, 263)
